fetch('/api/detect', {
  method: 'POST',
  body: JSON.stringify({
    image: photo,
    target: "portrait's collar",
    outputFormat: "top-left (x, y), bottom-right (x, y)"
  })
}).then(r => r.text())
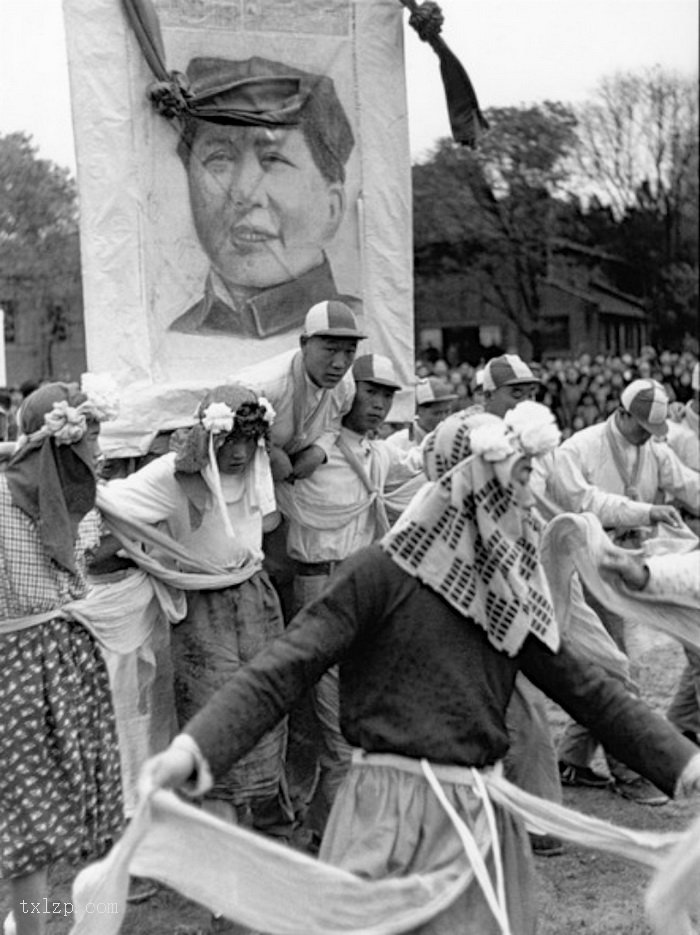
top-left (207, 257), bottom-right (337, 338)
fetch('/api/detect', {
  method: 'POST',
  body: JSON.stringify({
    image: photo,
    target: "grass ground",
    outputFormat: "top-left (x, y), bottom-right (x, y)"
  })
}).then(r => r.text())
top-left (1, 631), bottom-right (697, 934)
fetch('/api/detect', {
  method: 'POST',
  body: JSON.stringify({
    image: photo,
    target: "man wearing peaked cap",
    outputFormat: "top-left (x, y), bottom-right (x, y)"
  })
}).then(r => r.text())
top-left (619, 378), bottom-right (669, 437)
top-left (232, 299), bottom-right (364, 634)
top-left (548, 375), bottom-right (700, 805)
top-left (387, 377), bottom-right (456, 451)
top-left (482, 354), bottom-right (541, 418)
top-left (236, 300), bottom-right (366, 486)
top-left (270, 350), bottom-right (424, 845)
top-left (549, 375), bottom-right (698, 546)
top-left (167, 56), bottom-right (360, 340)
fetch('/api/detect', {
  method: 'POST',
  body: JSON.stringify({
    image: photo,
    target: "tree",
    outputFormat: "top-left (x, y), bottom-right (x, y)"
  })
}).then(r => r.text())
top-left (0, 132), bottom-right (82, 378)
top-left (413, 102), bottom-right (579, 354)
top-left (573, 69), bottom-right (699, 345)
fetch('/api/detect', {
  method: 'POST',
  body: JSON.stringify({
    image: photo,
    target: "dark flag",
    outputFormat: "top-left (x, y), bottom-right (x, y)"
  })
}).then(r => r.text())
top-left (400, 0), bottom-right (489, 147)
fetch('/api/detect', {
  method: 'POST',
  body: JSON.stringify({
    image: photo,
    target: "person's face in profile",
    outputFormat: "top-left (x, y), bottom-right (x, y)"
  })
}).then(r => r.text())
top-left (187, 123), bottom-right (345, 292)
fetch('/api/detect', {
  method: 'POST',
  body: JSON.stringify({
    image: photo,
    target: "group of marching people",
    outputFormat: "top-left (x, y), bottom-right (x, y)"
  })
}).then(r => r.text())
top-left (1, 297), bottom-right (700, 935)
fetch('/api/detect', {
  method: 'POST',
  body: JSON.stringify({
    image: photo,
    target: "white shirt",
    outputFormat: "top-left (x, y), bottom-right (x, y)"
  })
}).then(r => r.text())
top-left (236, 348), bottom-right (354, 458)
top-left (103, 452), bottom-right (272, 566)
top-left (280, 427), bottom-right (424, 562)
top-left (667, 403), bottom-right (699, 472)
top-left (547, 415), bottom-right (700, 530)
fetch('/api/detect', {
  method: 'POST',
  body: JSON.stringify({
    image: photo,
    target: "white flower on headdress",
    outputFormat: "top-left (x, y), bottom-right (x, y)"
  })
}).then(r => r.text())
top-left (258, 396), bottom-right (276, 425)
top-left (202, 401), bottom-right (235, 435)
top-left (43, 401), bottom-right (87, 446)
top-left (79, 372), bottom-right (120, 422)
top-left (504, 401), bottom-right (561, 455)
top-left (469, 421), bottom-right (517, 461)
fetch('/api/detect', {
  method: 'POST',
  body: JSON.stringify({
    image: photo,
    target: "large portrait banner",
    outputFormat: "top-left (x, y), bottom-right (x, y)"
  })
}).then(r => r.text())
top-left (63, 0), bottom-right (415, 455)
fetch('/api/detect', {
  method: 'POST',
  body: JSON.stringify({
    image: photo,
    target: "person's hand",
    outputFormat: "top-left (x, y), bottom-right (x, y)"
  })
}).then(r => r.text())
top-left (138, 744), bottom-right (196, 799)
top-left (290, 445), bottom-right (326, 480)
top-left (600, 545), bottom-right (649, 590)
top-left (268, 446), bottom-right (294, 482)
top-left (650, 505), bottom-right (683, 528)
top-left (675, 752), bottom-right (700, 797)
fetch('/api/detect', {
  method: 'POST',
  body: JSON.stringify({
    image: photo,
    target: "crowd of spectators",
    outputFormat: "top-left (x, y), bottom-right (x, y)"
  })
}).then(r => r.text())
top-left (415, 347), bottom-right (699, 438)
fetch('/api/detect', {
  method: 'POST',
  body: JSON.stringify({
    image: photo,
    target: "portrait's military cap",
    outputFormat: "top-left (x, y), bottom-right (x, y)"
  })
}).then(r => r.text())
top-left (179, 56), bottom-right (355, 181)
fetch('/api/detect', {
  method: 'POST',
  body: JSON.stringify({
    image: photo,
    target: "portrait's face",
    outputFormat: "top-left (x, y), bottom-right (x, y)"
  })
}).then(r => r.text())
top-left (187, 123), bottom-right (345, 292)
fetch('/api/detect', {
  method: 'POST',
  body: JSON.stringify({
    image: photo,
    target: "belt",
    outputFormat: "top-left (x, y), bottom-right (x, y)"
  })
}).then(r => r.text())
top-left (295, 560), bottom-right (341, 577)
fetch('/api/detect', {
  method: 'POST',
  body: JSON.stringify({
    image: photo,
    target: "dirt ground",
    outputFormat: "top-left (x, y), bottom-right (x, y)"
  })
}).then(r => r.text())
top-left (1, 633), bottom-right (698, 935)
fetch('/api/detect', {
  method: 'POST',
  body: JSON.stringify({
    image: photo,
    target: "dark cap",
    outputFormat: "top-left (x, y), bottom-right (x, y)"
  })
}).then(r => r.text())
top-left (353, 354), bottom-right (402, 391)
top-left (482, 354), bottom-right (540, 393)
top-left (179, 56), bottom-right (354, 183)
top-left (415, 377), bottom-right (457, 405)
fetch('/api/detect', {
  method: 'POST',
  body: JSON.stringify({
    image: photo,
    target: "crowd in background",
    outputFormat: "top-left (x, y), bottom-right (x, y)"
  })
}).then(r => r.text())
top-left (414, 347), bottom-right (700, 438)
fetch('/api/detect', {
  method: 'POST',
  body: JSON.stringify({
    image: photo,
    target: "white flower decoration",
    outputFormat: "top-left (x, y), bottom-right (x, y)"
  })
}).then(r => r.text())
top-left (202, 401), bottom-right (235, 435)
top-left (43, 401), bottom-right (87, 446)
top-left (504, 401), bottom-right (561, 455)
top-left (258, 396), bottom-right (276, 425)
top-left (469, 421), bottom-right (517, 461)
top-left (79, 372), bottom-right (120, 422)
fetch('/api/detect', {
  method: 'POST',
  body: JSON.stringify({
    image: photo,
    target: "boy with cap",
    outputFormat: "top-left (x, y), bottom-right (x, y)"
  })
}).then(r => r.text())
top-left (164, 56), bottom-right (359, 340)
top-left (238, 299), bottom-right (366, 483)
top-left (548, 377), bottom-right (700, 803)
top-left (387, 376), bottom-right (457, 451)
top-left (548, 378), bottom-right (699, 536)
top-left (275, 353), bottom-right (425, 844)
top-left (232, 299), bottom-right (365, 631)
top-left (481, 353), bottom-right (541, 417)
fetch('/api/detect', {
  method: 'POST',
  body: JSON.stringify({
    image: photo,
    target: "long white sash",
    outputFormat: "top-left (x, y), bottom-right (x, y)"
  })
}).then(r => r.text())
top-left (68, 759), bottom-right (686, 935)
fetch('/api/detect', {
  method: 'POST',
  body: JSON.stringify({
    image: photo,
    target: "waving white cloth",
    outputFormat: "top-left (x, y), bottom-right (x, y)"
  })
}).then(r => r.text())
top-left (541, 512), bottom-right (700, 652)
top-left (68, 766), bottom-right (684, 935)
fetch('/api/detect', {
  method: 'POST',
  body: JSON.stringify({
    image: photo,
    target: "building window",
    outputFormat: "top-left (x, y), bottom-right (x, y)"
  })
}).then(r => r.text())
top-left (1, 300), bottom-right (16, 344)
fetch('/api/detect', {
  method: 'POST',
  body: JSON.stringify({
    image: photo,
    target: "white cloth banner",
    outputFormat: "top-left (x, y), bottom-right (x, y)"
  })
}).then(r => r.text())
top-left (62, 0), bottom-right (415, 455)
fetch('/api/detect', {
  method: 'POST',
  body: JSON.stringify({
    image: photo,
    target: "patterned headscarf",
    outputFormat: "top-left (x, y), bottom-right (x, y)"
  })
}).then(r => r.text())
top-left (5, 383), bottom-right (98, 572)
top-left (382, 405), bottom-right (560, 657)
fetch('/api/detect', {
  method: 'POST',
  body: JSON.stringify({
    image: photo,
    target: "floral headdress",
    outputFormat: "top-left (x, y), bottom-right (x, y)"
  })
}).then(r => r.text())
top-left (423, 401), bottom-right (561, 481)
top-left (170, 384), bottom-right (276, 539)
top-left (5, 378), bottom-right (118, 573)
top-left (16, 372), bottom-right (120, 448)
top-left (172, 384), bottom-right (275, 475)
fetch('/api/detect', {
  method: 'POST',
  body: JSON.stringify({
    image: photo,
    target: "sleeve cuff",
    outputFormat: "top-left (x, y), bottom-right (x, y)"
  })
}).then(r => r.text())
top-left (171, 733), bottom-right (214, 797)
